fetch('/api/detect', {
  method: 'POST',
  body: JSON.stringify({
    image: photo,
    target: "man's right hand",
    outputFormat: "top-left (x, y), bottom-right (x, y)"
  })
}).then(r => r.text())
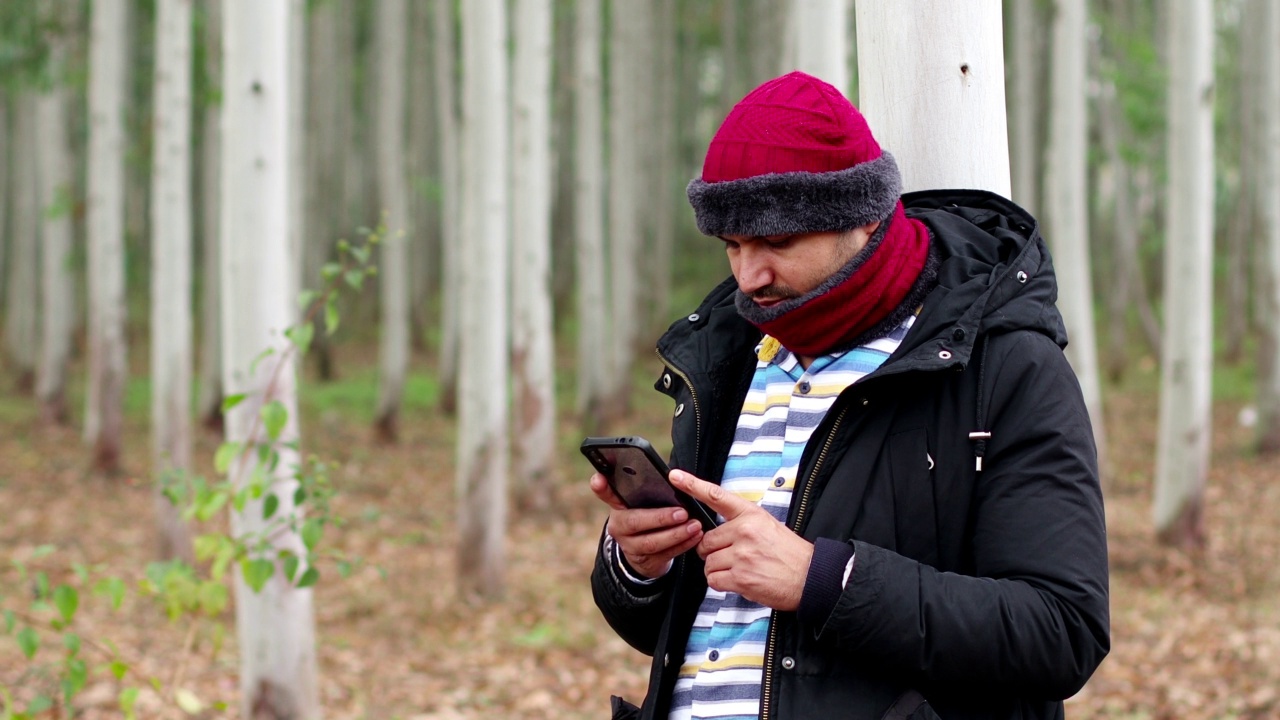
top-left (589, 472), bottom-right (706, 579)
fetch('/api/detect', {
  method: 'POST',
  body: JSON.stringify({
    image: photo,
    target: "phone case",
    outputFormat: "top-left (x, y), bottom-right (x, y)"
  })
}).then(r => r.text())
top-left (581, 436), bottom-right (718, 529)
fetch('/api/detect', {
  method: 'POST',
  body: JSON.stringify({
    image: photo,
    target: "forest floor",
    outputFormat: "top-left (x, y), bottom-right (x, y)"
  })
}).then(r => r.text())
top-left (0, 349), bottom-right (1277, 720)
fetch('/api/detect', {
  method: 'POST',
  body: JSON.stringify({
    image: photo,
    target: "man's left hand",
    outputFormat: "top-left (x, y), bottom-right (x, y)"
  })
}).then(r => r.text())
top-left (671, 469), bottom-right (814, 612)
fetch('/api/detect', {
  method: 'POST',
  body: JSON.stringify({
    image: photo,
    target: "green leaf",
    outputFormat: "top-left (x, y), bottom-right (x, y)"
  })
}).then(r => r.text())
top-left (281, 553), bottom-right (300, 582)
top-left (31, 544), bottom-right (55, 558)
top-left (296, 289), bottom-right (319, 311)
top-left (336, 560), bottom-right (353, 578)
top-left (293, 486), bottom-right (307, 506)
top-left (296, 567), bottom-right (319, 588)
top-left (221, 393), bottom-right (248, 412)
top-left (301, 518), bottom-right (323, 551)
top-left (62, 632), bottom-right (80, 654)
top-left (196, 490), bottom-right (229, 522)
top-left (26, 696), bottom-right (51, 715)
top-left (320, 262), bottom-right (342, 281)
top-left (53, 585), bottom-right (78, 623)
top-left (93, 577), bottom-right (127, 611)
top-left (4, 609), bottom-right (15, 633)
top-left (350, 245), bottom-right (371, 265)
top-left (34, 572), bottom-right (50, 600)
top-left (62, 657), bottom-right (87, 700)
top-left (16, 626), bottom-right (38, 659)
top-left (285, 322), bottom-right (315, 355)
top-left (72, 563), bottom-right (89, 583)
top-left (241, 558), bottom-right (274, 593)
top-left (262, 493), bottom-right (280, 520)
top-left (261, 400), bottom-right (288, 441)
top-left (248, 346), bottom-right (276, 375)
top-left (110, 660), bottom-right (128, 680)
top-left (120, 687), bottom-right (139, 720)
top-left (198, 582), bottom-right (228, 616)
top-left (343, 268), bottom-right (365, 290)
top-left (324, 297), bottom-right (340, 336)
top-left (215, 442), bottom-right (243, 474)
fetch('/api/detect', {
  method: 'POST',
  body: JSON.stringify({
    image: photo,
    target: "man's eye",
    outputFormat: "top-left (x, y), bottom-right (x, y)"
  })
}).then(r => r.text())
top-left (766, 237), bottom-right (793, 249)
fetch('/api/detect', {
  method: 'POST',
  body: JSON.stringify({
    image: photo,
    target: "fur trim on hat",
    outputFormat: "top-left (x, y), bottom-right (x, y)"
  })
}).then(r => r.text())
top-left (686, 151), bottom-right (902, 237)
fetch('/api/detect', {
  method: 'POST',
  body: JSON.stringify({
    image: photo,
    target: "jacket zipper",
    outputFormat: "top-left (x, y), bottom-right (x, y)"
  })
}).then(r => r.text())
top-left (655, 348), bottom-right (704, 472)
top-left (760, 403), bottom-right (851, 720)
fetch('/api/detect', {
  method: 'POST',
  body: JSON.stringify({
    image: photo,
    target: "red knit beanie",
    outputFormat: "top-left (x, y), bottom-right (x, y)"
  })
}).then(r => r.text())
top-left (687, 71), bottom-right (901, 237)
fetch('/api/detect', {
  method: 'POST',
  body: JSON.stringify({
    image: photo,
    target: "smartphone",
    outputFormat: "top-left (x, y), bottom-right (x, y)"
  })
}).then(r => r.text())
top-left (580, 436), bottom-right (718, 530)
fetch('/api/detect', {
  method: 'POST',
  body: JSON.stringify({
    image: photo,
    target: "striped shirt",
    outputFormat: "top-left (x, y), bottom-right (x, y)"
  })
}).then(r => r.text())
top-left (668, 318), bottom-right (912, 720)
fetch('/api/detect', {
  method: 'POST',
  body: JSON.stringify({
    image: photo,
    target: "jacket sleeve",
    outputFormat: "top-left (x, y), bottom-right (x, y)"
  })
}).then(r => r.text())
top-left (817, 331), bottom-right (1110, 699)
top-left (590, 520), bottom-right (675, 656)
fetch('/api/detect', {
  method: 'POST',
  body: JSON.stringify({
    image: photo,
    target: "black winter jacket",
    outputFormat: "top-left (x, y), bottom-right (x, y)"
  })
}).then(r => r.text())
top-left (591, 190), bottom-right (1110, 720)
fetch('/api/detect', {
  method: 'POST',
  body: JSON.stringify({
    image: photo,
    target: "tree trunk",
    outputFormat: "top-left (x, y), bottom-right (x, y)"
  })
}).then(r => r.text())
top-left (435, 0), bottom-right (461, 415)
top-left (85, 0), bottom-right (130, 474)
top-left (222, 3), bottom-right (320, 716)
top-left (1006, 0), bottom-right (1043, 213)
top-left (457, 0), bottom-right (510, 600)
top-left (407, 0), bottom-right (437, 351)
top-left (1045, 0), bottom-right (1106, 478)
top-left (197, 0), bottom-right (224, 431)
top-left (648, 0), bottom-right (677, 337)
top-left (1154, 0), bottom-right (1213, 549)
top-left (607, 1), bottom-right (646, 415)
top-left (575, 0), bottom-right (608, 429)
top-left (35, 6), bottom-right (76, 426)
top-left (511, 0), bottom-right (556, 510)
top-left (0, 99), bottom-right (8, 309)
top-left (373, 0), bottom-right (410, 442)
top-left (1097, 77), bottom-right (1140, 381)
top-left (550, 0), bottom-right (577, 313)
top-left (855, 2), bottom-right (1011, 196)
top-left (150, 0), bottom-right (196, 563)
top-left (1255, 0), bottom-right (1280, 453)
top-left (789, 0), bottom-right (850, 94)
top-left (5, 94), bottom-right (38, 392)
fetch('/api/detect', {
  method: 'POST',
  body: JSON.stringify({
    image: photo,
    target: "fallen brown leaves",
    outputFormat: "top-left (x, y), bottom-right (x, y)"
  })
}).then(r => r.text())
top-left (0, 367), bottom-right (1277, 719)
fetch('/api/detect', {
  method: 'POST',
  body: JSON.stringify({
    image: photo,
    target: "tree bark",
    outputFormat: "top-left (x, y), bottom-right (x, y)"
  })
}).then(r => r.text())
top-left (575, 0), bottom-right (608, 429)
top-left (1045, 0), bottom-right (1107, 477)
top-left (222, 3), bottom-right (320, 715)
top-left (1154, 0), bottom-right (1213, 549)
top-left (84, 0), bottom-right (130, 474)
top-left (435, 0), bottom-right (461, 415)
top-left (457, 0), bottom-right (510, 600)
top-left (1255, 0), bottom-right (1280, 453)
top-left (35, 4), bottom-right (76, 426)
top-left (5, 94), bottom-right (39, 392)
top-left (407, 0), bottom-right (437, 351)
top-left (511, 0), bottom-right (556, 510)
top-left (1007, 0), bottom-right (1044, 213)
top-left (855, 2), bottom-right (1011, 196)
top-left (789, 0), bottom-right (850, 95)
top-left (197, 0), bottom-right (224, 431)
top-left (150, 0), bottom-right (196, 563)
top-left (373, 0), bottom-right (410, 442)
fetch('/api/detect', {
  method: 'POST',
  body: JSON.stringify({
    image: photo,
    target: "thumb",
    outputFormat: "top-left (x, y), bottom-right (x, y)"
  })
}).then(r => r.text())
top-left (670, 469), bottom-right (755, 521)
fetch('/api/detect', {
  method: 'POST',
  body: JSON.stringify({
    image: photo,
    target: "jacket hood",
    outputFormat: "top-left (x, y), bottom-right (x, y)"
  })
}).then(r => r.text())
top-left (660, 189), bottom-right (1067, 378)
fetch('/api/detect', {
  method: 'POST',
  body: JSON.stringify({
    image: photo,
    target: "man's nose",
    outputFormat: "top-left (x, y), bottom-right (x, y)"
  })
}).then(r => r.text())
top-left (734, 247), bottom-right (772, 294)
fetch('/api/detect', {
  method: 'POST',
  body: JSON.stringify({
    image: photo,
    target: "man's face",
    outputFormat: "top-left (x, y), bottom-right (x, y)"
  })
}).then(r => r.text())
top-left (720, 221), bottom-right (880, 307)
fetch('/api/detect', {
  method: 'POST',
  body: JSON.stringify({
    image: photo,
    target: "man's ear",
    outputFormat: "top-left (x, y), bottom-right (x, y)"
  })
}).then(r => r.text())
top-left (860, 219), bottom-right (882, 235)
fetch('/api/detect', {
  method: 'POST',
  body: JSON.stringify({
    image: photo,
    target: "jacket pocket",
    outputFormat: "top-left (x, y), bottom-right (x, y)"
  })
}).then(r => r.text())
top-left (880, 689), bottom-right (941, 720)
top-left (887, 428), bottom-right (939, 566)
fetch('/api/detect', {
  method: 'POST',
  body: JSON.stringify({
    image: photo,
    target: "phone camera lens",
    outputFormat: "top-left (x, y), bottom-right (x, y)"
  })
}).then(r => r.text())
top-left (622, 466), bottom-right (637, 476)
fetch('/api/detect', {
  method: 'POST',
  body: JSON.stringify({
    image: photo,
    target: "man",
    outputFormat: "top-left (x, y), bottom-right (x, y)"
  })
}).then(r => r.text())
top-left (590, 71), bottom-right (1110, 720)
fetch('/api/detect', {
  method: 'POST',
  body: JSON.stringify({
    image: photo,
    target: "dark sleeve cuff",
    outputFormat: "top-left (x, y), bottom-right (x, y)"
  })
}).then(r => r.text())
top-left (798, 538), bottom-right (855, 629)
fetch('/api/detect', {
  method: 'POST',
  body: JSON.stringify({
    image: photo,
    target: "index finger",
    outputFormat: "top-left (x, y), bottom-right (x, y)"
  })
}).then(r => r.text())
top-left (670, 469), bottom-right (756, 521)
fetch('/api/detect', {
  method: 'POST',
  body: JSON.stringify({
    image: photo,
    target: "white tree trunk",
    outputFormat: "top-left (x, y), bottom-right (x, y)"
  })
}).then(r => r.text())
top-left (4, 95), bottom-right (39, 389)
top-left (197, 0), bottom-right (224, 428)
top-left (511, 0), bottom-right (555, 507)
top-left (84, 0), bottom-right (129, 473)
top-left (650, 0), bottom-right (678, 335)
top-left (151, 0), bottom-right (195, 563)
top-left (435, 0), bottom-right (461, 414)
top-left (1255, 0), bottom-right (1280, 453)
top-left (1045, 0), bottom-right (1106, 475)
top-left (407, 0), bottom-right (436, 346)
top-left (607, 1), bottom-right (645, 413)
top-left (374, 0), bottom-right (410, 440)
top-left (457, 0), bottom-right (510, 600)
top-left (787, 0), bottom-right (850, 95)
top-left (1153, 0), bottom-right (1214, 548)
top-left (855, 2), bottom-right (1011, 196)
top-left (221, 4), bottom-right (319, 715)
top-left (35, 12), bottom-right (76, 425)
top-left (1007, 0), bottom-right (1043, 212)
top-left (575, 0), bottom-right (609, 426)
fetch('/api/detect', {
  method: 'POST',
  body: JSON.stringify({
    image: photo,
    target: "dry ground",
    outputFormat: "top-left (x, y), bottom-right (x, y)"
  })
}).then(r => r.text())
top-left (1, 357), bottom-right (1277, 719)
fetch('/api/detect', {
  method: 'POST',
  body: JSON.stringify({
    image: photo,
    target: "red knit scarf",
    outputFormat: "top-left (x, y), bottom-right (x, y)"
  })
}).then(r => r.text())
top-left (739, 202), bottom-right (930, 357)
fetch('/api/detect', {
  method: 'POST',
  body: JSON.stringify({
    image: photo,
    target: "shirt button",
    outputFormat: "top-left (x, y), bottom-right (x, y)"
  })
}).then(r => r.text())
top-left (708, 649), bottom-right (720, 662)
top-left (781, 656), bottom-right (796, 670)
top-left (774, 477), bottom-right (785, 487)
top-left (797, 381), bottom-right (811, 394)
